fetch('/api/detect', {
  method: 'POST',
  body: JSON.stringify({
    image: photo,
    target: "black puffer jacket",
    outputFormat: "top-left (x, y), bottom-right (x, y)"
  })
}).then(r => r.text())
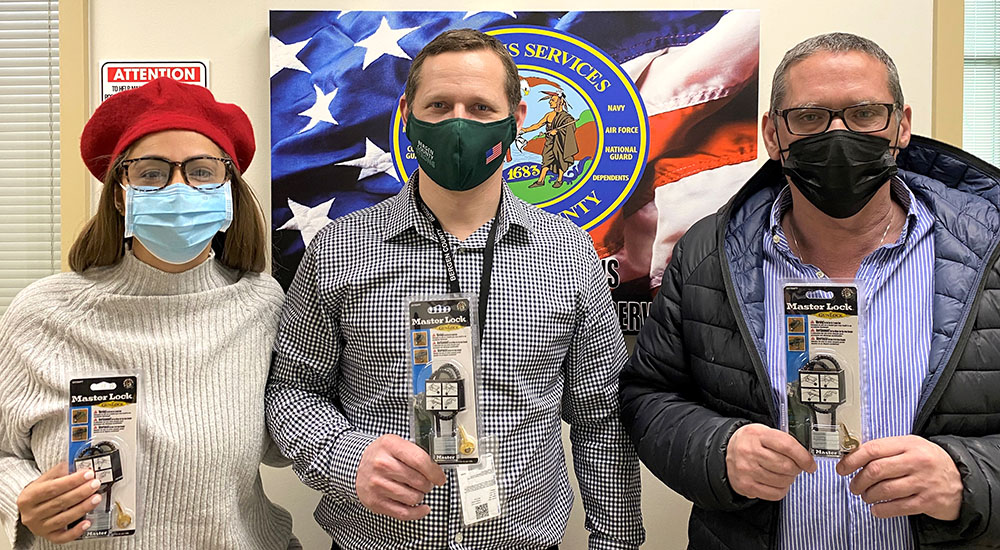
top-left (620, 135), bottom-right (1000, 549)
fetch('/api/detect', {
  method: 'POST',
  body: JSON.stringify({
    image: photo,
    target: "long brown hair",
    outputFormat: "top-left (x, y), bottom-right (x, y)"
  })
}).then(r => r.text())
top-left (68, 152), bottom-right (268, 274)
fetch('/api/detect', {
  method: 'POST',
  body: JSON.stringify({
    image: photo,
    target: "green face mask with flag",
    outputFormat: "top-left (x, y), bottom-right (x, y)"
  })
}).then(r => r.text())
top-left (406, 114), bottom-right (517, 191)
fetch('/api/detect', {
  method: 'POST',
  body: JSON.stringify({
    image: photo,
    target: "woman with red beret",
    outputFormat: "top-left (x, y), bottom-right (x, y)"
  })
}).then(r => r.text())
top-left (0, 78), bottom-right (298, 548)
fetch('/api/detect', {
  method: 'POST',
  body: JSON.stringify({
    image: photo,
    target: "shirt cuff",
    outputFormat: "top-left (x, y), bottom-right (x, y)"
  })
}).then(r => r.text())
top-left (329, 431), bottom-right (378, 500)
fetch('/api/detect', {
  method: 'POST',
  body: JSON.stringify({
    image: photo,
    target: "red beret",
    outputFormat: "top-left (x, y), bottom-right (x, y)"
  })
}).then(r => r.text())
top-left (80, 78), bottom-right (255, 180)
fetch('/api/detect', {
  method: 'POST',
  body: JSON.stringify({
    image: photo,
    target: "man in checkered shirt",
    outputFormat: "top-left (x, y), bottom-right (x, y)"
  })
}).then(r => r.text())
top-left (265, 29), bottom-right (644, 550)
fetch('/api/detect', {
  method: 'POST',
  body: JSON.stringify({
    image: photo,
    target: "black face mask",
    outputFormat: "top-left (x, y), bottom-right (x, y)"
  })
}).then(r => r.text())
top-left (780, 130), bottom-right (898, 219)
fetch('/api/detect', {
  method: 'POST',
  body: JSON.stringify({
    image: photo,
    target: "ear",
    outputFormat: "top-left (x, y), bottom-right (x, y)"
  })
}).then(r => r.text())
top-left (895, 103), bottom-right (912, 150)
top-left (762, 111), bottom-right (782, 161)
top-left (115, 185), bottom-right (126, 216)
top-left (398, 95), bottom-right (409, 128)
top-left (514, 99), bottom-right (527, 132)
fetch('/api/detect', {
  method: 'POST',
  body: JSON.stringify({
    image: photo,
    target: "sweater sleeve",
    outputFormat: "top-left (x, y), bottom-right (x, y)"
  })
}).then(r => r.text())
top-left (251, 276), bottom-right (294, 471)
top-left (0, 286), bottom-right (53, 549)
top-left (265, 238), bottom-right (375, 501)
top-left (618, 226), bottom-right (754, 513)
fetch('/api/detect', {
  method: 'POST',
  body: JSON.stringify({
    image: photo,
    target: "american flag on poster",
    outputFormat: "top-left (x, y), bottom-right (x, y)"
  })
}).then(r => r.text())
top-left (270, 10), bottom-right (759, 334)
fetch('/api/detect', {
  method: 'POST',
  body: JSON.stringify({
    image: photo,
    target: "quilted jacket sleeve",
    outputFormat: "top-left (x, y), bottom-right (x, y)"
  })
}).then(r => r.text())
top-left (916, 434), bottom-right (1000, 547)
top-left (619, 219), bottom-right (754, 512)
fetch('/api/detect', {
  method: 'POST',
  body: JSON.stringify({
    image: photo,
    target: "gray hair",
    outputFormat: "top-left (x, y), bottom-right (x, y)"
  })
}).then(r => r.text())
top-left (769, 32), bottom-right (903, 115)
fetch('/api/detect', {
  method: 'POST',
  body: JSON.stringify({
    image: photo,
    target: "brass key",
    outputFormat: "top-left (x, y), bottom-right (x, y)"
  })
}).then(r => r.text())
top-left (839, 423), bottom-right (860, 452)
top-left (458, 424), bottom-right (477, 455)
top-left (114, 501), bottom-right (132, 528)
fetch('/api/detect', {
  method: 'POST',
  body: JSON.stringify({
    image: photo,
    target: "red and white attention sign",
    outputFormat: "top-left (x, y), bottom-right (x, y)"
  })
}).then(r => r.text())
top-left (100, 61), bottom-right (209, 102)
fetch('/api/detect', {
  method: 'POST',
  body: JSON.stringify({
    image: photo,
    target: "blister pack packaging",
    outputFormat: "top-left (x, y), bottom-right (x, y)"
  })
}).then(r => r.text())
top-left (783, 282), bottom-right (865, 457)
top-left (68, 375), bottom-right (139, 539)
top-left (409, 294), bottom-right (482, 466)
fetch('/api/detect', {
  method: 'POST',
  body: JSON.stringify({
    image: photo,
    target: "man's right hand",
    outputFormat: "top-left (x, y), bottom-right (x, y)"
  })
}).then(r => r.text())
top-left (356, 434), bottom-right (447, 521)
top-left (16, 461), bottom-right (102, 544)
top-left (726, 423), bottom-right (817, 501)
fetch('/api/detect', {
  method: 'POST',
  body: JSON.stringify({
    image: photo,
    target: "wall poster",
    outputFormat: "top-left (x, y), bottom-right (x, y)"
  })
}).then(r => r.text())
top-left (270, 10), bottom-right (760, 334)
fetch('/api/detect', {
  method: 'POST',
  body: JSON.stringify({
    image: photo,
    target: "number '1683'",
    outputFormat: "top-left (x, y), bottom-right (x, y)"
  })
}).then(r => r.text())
top-left (506, 165), bottom-right (540, 180)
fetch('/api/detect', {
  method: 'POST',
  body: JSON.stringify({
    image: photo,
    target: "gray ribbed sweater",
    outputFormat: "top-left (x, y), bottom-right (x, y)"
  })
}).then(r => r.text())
top-left (0, 253), bottom-right (295, 549)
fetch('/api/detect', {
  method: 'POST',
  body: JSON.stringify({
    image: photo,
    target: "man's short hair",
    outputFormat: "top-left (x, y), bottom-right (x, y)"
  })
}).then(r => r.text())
top-left (404, 28), bottom-right (521, 116)
top-left (770, 32), bottom-right (904, 115)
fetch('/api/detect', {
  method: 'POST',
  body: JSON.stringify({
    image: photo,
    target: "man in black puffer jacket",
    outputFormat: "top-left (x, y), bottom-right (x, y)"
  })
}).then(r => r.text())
top-left (621, 32), bottom-right (1000, 549)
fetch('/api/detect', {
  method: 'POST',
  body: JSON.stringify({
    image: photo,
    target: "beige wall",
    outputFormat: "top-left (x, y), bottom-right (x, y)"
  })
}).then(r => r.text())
top-left (6, 2), bottom-right (945, 550)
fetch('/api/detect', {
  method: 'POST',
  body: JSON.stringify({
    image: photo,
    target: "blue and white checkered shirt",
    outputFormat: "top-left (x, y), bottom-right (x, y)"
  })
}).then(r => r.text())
top-left (266, 174), bottom-right (644, 550)
top-left (763, 178), bottom-right (935, 549)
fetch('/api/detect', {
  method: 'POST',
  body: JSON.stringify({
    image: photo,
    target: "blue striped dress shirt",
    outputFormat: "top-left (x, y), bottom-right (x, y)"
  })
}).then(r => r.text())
top-left (762, 178), bottom-right (935, 549)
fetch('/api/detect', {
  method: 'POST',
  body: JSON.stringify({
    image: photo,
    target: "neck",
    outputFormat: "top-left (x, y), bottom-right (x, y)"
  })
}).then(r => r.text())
top-left (418, 170), bottom-right (502, 241)
top-left (132, 239), bottom-right (212, 273)
top-left (784, 182), bottom-right (903, 278)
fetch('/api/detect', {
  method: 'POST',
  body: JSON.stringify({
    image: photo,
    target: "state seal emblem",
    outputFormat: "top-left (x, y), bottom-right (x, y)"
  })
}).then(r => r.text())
top-left (392, 26), bottom-right (648, 231)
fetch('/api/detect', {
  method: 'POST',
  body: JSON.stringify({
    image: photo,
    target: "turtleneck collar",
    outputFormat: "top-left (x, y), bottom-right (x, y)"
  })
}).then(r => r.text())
top-left (93, 250), bottom-right (238, 296)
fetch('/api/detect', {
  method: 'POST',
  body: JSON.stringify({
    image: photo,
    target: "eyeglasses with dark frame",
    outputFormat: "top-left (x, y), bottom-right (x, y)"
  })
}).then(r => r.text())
top-left (774, 103), bottom-right (896, 136)
top-left (120, 156), bottom-right (233, 192)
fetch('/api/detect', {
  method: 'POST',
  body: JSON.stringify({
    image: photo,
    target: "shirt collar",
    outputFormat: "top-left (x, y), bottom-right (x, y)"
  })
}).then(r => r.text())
top-left (768, 176), bottom-right (918, 244)
top-left (381, 171), bottom-right (534, 243)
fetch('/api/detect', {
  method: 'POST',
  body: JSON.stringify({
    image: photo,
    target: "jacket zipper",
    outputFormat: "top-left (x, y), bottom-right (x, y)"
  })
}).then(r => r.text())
top-left (912, 233), bottom-right (1000, 434)
top-left (716, 211), bottom-right (780, 425)
top-left (906, 135), bottom-right (1000, 436)
top-left (716, 209), bottom-right (782, 550)
top-left (906, 137), bottom-right (1000, 549)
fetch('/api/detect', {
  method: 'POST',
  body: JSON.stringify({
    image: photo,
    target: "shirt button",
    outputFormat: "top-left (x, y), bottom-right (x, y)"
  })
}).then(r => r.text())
top-left (772, 234), bottom-right (781, 244)
top-left (455, 532), bottom-right (464, 543)
top-left (816, 270), bottom-right (825, 278)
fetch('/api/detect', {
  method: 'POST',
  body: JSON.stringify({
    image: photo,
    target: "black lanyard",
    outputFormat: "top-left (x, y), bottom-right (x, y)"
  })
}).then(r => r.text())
top-left (416, 193), bottom-right (501, 345)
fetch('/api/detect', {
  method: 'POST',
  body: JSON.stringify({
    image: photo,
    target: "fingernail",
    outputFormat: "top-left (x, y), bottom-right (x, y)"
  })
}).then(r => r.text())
top-left (91, 494), bottom-right (102, 505)
top-left (81, 521), bottom-right (91, 530)
top-left (90, 479), bottom-right (101, 489)
top-left (83, 469), bottom-right (94, 480)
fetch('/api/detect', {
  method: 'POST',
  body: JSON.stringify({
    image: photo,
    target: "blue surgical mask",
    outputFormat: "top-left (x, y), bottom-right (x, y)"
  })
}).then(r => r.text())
top-left (123, 182), bottom-right (233, 265)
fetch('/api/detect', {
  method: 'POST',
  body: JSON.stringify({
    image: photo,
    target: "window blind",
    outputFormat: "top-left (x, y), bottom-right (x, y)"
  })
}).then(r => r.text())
top-left (0, 0), bottom-right (59, 314)
top-left (964, 0), bottom-right (1000, 166)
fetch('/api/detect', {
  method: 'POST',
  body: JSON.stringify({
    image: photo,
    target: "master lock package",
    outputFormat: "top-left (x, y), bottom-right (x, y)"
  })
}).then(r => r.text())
top-left (782, 282), bottom-right (865, 458)
top-left (68, 375), bottom-right (139, 538)
top-left (409, 294), bottom-right (482, 465)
